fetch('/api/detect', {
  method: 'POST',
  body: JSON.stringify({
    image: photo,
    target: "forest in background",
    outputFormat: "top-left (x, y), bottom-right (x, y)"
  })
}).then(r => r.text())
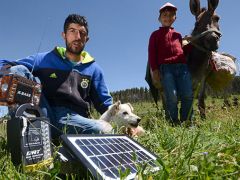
top-left (111, 76), bottom-right (240, 103)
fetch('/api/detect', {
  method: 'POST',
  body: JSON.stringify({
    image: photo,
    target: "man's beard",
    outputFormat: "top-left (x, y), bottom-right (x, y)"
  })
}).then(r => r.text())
top-left (66, 41), bottom-right (84, 55)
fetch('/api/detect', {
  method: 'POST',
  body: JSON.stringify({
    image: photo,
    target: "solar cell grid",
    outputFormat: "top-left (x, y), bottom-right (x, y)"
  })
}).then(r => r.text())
top-left (75, 138), bottom-right (155, 170)
top-left (98, 156), bottom-right (114, 168)
top-left (95, 145), bottom-right (108, 154)
top-left (61, 135), bottom-right (160, 180)
top-left (101, 144), bottom-right (114, 154)
top-left (89, 139), bottom-right (98, 145)
top-left (78, 145), bottom-right (93, 156)
top-left (91, 156), bottom-right (106, 169)
top-left (81, 139), bottom-right (91, 145)
top-left (114, 144), bottom-right (125, 152)
top-left (121, 143), bottom-right (132, 151)
top-left (106, 155), bottom-right (119, 166)
top-left (75, 139), bottom-right (84, 146)
top-left (112, 153), bottom-right (127, 164)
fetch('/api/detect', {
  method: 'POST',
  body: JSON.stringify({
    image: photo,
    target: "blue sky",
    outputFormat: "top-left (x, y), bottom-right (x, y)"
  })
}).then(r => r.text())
top-left (0, 0), bottom-right (239, 92)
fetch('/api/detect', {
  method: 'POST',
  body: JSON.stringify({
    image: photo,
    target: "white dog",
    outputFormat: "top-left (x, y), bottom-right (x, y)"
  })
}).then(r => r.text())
top-left (98, 101), bottom-right (145, 136)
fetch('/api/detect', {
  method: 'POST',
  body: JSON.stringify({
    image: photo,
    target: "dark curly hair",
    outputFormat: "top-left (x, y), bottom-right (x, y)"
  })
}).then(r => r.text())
top-left (64, 14), bottom-right (89, 34)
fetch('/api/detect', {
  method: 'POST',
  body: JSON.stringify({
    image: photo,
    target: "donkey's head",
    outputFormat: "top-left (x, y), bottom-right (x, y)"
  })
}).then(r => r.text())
top-left (190, 0), bottom-right (221, 51)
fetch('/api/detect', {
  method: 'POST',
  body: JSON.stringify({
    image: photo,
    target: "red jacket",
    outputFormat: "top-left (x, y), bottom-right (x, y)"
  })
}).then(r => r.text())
top-left (148, 27), bottom-right (187, 71)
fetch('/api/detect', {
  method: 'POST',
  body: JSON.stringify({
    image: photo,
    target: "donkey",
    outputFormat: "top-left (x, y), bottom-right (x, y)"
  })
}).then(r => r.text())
top-left (187, 0), bottom-right (221, 118)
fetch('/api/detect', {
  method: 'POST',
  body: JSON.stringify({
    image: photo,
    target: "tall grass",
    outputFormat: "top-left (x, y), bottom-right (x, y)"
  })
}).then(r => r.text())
top-left (138, 96), bottom-right (240, 179)
top-left (0, 96), bottom-right (240, 179)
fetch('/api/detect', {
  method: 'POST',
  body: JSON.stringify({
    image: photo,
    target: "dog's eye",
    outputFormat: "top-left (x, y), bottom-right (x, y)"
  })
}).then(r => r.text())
top-left (123, 111), bottom-right (128, 115)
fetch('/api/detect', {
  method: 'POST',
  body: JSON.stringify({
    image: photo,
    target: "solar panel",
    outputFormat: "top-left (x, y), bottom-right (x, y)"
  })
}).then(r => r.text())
top-left (61, 134), bottom-right (160, 180)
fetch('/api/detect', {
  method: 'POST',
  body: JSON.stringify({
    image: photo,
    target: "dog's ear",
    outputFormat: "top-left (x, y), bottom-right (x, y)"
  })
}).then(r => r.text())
top-left (115, 100), bottom-right (121, 111)
top-left (109, 101), bottom-right (121, 115)
top-left (126, 103), bottom-right (134, 111)
top-left (100, 103), bottom-right (119, 121)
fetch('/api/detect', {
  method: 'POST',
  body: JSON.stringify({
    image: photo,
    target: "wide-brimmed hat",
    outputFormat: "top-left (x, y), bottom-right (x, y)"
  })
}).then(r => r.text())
top-left (159, 2), bottom-right (177, 13)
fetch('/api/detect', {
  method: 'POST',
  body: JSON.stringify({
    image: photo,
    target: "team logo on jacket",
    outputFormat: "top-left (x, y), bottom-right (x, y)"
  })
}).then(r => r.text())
top-left (81, 79), bottom-right (89, 89)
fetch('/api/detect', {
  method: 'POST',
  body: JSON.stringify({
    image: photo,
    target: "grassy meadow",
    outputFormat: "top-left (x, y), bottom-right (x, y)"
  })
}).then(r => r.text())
top-left (0, 96), bottom-right (240, 179)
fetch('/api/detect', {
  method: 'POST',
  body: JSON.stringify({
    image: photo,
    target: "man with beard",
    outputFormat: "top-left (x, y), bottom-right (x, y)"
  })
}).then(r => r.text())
top-left (0, 14), bottom-right (113, 139)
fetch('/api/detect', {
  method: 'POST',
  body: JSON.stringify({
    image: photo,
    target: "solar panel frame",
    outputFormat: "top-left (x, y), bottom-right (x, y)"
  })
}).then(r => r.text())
top-left (61, 134), bottom-right (160, 180)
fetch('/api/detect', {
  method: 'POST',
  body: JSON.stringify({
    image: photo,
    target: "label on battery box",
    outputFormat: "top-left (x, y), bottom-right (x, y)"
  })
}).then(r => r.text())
top-left (21, 118), bottom-right (51, 166)
top-left (23, 128), bottom-right (42, 147)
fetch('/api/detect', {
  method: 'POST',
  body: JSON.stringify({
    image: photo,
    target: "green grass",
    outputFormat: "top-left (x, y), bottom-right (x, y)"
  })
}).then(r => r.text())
top-left (0, 96), bottom-right (240, 179)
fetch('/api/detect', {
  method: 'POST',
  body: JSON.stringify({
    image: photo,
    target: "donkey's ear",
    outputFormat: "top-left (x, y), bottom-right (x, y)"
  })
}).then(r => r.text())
top-left (190, 0), bottom-right (200, 17)
top-left (208, 0), bottom-right (219, 12)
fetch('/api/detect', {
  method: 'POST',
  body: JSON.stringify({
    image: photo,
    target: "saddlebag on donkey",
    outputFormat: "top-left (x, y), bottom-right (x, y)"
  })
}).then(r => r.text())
top-left (207, 52), bottom-right (237, 91)
top-left (7, 103), bottom-right (53, 171)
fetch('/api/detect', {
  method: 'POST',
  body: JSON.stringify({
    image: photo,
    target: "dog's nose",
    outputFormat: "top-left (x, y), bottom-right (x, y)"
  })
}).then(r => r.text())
top-left (137, 118), bottom-right (141, 123)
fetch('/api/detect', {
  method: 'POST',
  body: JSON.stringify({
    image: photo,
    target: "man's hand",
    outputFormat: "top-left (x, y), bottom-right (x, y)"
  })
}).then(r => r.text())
top-left (150, 69), bottom-right (162, 89)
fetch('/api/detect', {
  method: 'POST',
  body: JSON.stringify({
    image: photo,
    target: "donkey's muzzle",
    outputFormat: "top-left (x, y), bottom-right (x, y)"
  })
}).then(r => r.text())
top-left (212, 29), bottom-right (222, 40)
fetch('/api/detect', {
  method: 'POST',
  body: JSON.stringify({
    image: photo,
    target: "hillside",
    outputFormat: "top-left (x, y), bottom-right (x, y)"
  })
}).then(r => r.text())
top-left (0, 96), bottom-right (240, 179)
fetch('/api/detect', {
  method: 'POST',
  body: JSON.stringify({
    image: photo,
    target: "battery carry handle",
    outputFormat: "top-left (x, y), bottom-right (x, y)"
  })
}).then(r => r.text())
top-left (14, 103), bottom-right (44, 117)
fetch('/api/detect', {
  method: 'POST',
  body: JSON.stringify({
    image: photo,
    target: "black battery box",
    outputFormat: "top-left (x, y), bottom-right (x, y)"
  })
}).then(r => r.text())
top-left (7, 103), bottom-right (53, 171)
